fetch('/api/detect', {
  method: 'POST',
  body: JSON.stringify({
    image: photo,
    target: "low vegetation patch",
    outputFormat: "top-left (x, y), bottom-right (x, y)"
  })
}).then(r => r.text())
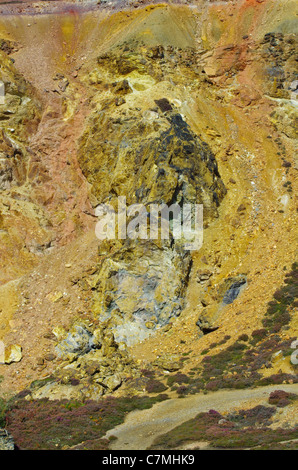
top-left (262, 262), bottom-right (298, 334)
top-left (3, 394), bottom-right (168, 450)
top-left (150, 402), bottom-right (298, 450)
top-left (268, 390), bottom-right (297, 408)
top-left (165, 263), bottom-right (298, 395)
top-left (145, 379), bottom-right (168, 394)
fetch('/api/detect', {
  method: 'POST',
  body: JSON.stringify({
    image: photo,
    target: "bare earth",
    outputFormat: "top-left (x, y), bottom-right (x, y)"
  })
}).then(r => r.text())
top-left (105, 384), bottom-right (298, 450)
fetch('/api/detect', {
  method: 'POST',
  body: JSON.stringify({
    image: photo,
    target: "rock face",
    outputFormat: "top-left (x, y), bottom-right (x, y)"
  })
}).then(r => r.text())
top-left (0, 429), bottom-right (14, 450)
top-left (222, 276), bottom-right (247, 306)
top-left (24, 39), bottom-right (226, 396)
top-left (77, 44), bottom-right (226, 346)
top-left (79, 44), bottom-right (226, 218)
top-left (90, 240), bottom-right (193, 346)
top-left (0, 0), bottom-right (297, 401)
top-left (0, 48), bottom-right (51, 284)
top-left (30, 320), bottom-right (140, 400)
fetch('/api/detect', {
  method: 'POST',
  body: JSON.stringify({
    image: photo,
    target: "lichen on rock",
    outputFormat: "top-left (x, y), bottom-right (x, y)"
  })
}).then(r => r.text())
top-left (77, 44), bottom-right (226, 347)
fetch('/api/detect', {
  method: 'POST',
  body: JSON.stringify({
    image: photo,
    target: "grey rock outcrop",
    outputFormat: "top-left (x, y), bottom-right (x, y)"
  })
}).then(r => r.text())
top-left (0, 429), bottom-right (14, 450)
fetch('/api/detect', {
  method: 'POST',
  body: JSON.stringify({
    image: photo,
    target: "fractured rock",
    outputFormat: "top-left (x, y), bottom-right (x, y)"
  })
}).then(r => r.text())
top-left (4, 344), bottom-right (22, 364)
top-left (0, 429), bottom-right (14, 450)
top-left (55, 324), bottom-right (98, 360)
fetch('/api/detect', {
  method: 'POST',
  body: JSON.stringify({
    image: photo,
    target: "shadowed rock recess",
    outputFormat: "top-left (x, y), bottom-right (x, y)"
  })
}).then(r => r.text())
top-left (0, 0), bottom-right (297, 451)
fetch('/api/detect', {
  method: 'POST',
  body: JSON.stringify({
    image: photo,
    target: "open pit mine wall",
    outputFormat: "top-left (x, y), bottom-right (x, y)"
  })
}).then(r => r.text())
top-left (0, 0), bottom-right (296, 398)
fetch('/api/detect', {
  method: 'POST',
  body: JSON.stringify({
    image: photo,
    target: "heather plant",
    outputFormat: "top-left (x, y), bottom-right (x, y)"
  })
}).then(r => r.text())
top-left (268, 390), bottom-right (297, 407)
top-left (150, 405), bottom-right (298, 450)
top-left (0, 397), bottom-right (7, 428)
top-left (262, 262), bottom-right (297, 333)
top-left (4, 394), bottom-right (168, 450)
top-left (178, 263), bottom-right (298, 394)
top-left (145, 379), bottom-right (168, 394)
top-left (176, 385), bottom-right (189, 396)
top-left (227, 405), bottom-right (276, 427)
top-left (167, 373), bottom-right (190, 388)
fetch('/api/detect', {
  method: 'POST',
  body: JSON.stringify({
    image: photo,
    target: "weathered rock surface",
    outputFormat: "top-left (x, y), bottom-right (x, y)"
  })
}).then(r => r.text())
top-left (0, 49), bottom-right (46, 283)
top-left (0, 429), bottom-right (14, 450)
top-left (0, 0), bottom-right (296, 401)
top-left (76, 43), bottom-right (226, 347)
top-left (4, 344), bottom-right (22, 364)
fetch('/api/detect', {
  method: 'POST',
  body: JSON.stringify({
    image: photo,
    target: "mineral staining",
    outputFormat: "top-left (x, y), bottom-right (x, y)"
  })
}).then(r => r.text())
top-left (0, 0), bottom-right (296, 450)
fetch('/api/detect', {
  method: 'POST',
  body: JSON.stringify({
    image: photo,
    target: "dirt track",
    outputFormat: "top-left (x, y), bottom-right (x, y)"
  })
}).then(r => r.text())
top-left (104, 385), bottom-right (298, 450)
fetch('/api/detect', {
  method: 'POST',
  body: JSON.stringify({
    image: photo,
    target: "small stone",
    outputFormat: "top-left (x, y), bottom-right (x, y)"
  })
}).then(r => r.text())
top-left (289, 80), bottom-right (298, 91)
top-left (44, 353), bottom-right (56, 362)
top-left (154, 354), bottom-right (180, 372)
top-left (237, 204), bottom-right (246, 212)
top-left (271, 350), bottom-right (284, 363)
top-left (163, 323), bottom-right (172, 332)
top-left (43, 331), bottom-right (56, 340)
top-left (52, 326), bottom-right (66, 341)
top-left (104, 373), bottom-right (122, 391)
top-left (0, 341), bottom-right (4, 364)
top-left (46, 291), bottom-right (63, 303)
top-left (196, 269), bottom-right (212, 283)
top-left (4, 344), bottom-right (22, 364)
